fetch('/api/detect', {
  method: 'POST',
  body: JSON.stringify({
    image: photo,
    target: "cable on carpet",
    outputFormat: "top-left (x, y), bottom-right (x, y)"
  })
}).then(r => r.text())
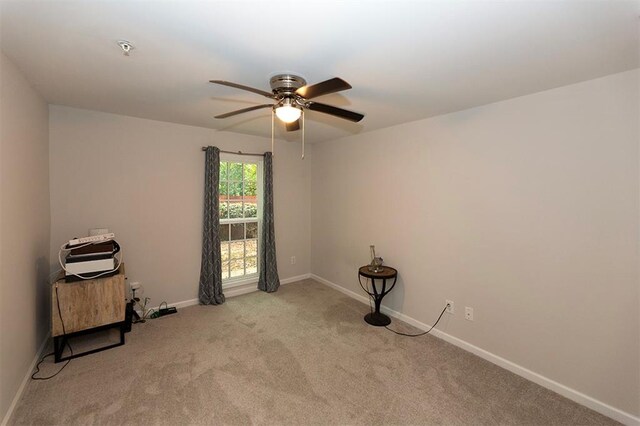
top-left (32, 285), bottom-right (73, 380)
top-left (384, 304), bottom-right (449, 337)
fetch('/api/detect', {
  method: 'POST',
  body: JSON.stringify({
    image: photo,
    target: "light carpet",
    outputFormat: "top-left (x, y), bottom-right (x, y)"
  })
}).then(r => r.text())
top-left (10, 279), bottom-right (616, 425)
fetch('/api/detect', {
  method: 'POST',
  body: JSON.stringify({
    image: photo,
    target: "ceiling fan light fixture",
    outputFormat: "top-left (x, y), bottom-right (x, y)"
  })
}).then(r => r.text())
top-left (275, 99), bottom-right (301, 123)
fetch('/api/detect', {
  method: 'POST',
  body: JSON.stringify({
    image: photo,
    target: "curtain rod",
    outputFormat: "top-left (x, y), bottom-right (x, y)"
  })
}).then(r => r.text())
top-left (201, 147), bottom-right (267, 157)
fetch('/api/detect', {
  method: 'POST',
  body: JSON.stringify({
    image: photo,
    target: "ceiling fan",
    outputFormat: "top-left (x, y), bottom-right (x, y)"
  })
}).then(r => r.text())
top-left (209, 74), bottom-right (364, 132)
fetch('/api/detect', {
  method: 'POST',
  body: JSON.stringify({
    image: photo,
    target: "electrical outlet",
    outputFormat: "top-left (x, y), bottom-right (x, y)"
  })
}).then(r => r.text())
top-left (290, 256), bottom-right (296, 265)
top-left (130, 282), bottom-right (141, 291)
top-left (446, 300), bottom-right (454, 314)
top-left (465, 307), bottom-right (474, 321)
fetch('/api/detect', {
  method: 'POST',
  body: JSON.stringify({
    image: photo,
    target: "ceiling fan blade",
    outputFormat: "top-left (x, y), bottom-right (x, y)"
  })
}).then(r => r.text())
top-left (296, 77), bottom-right (352, 100)
top-left (306, 102), bottom-right (364, 122)
top-left (285, 119), bottom-right (300, 132)
top-left (209, 80), bottom-right (275, 98)
top-left (214, 104), bottom-right (273, 119)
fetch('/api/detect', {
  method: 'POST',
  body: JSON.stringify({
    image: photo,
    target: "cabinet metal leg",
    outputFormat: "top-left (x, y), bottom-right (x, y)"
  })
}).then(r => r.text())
top-left (53, 322), bottom-right (126, 363)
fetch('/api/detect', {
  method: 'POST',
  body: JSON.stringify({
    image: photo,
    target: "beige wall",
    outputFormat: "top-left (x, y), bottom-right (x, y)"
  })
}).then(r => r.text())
top-left (0, 53), bottom-right (50, 421)
top-left (311, 70), bottom-right (640, 416)
top-left (49, 106), bottom-right (310, 306)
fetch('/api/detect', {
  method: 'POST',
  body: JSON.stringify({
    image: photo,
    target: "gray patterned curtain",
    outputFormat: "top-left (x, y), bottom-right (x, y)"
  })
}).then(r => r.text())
top-left (199, 146), bottom-right (225, 305)
top-left (258, 152), bottom-right (280, 292)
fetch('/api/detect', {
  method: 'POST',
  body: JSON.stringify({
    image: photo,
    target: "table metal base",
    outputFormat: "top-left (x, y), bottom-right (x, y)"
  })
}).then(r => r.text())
top-left (358, 265), bottom-right (398, 328)
top-left (364, 312), bottom-right (391, 327)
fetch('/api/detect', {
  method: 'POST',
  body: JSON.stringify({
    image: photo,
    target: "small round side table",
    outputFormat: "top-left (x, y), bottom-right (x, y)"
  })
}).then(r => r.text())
top-left (358, 265), bottom-right (398, 326)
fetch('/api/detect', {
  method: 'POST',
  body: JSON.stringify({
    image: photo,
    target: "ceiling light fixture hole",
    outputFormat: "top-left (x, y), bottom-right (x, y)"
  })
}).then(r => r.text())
top-left (117, 40), bottom-right (134, 56)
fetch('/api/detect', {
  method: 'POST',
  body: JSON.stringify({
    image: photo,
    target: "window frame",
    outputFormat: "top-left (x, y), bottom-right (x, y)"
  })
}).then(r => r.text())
top-left (219, 153), bottom-right (262, 287)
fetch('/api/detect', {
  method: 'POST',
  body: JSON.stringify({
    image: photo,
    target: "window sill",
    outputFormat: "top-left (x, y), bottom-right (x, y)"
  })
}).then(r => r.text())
top-left (222, 274), bottom-right (259, 289)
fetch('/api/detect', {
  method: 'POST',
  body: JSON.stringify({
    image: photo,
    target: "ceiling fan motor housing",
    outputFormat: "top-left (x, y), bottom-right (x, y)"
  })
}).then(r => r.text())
top-left (270, 74), bottom-right (307, 95)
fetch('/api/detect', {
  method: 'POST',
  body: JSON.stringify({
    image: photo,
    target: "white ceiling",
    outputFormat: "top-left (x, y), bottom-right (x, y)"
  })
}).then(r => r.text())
top-left (2, 0), bottom-right (638, 143)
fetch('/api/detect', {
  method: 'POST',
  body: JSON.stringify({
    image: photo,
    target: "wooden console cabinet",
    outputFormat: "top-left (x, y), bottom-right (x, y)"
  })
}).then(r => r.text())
top-left (51, 264), bottom-right (126, 362)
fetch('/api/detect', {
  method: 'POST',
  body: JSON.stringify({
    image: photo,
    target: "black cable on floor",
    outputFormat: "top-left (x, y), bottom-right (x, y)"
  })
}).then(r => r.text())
top-left (31, 352), bottom-right (70, 380)
top-left (385, 304), bottom-right (449, 337)
top-left (32, 285), bottom-right (73, 380)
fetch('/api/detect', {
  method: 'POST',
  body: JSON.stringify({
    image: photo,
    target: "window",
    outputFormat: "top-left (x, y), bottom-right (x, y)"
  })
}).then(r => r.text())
top-left (219, 156), bottom-right (261, 281)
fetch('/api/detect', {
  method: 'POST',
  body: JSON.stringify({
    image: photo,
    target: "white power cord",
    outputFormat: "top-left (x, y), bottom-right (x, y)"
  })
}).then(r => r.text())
top-left (58, 238), bottom-right (123, 280)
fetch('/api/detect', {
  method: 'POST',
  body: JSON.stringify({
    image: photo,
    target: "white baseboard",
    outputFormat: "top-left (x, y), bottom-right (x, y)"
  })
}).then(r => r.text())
top-left (310, 273), bottom-right (372, 305)
top-left (1, 331), bottom-right (51, 426)
top-left (309, 273), bottom-right (640, 426)
top-left (224, 282), bottom-right (258, 299)
top-left (147, 273), bottom-right (313, 312)
top-left (280, 273), bottom-right (312, 285)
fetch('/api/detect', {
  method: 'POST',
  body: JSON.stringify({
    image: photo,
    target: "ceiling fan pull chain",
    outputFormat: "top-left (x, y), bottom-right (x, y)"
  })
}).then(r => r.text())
top-left (301, 111), bottom-right (305, 160)
top-left (271, 108), bottom-right (275, 157)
